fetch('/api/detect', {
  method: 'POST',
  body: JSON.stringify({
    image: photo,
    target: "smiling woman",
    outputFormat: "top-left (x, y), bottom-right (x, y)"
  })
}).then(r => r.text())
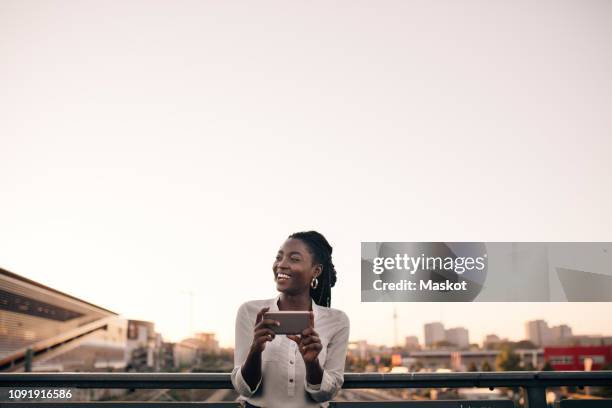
top-left (231, 231), bottom-right (350, 408)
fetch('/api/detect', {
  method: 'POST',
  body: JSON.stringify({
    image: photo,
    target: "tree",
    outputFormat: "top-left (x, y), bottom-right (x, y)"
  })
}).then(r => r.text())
top-left (467, 362), bottom-right (478, 372)
top-left (542, 360), bottom-right (554, 371)
top-left (433, 340), bottom-right (456, 349)
top-left (496, 347), bottom-right (522, 371)
top-left (514, 340), bottom-right (537, 349)
top-left (481, 360), bottom-right (492, 371)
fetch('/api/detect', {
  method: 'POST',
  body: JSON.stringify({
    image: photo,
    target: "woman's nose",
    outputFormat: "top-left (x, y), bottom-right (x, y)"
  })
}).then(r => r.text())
top-left (276, 257), bottom-right (290, 268)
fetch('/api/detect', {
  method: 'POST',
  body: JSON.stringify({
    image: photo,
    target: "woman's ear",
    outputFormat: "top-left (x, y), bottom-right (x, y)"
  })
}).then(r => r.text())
top-left (315, 264), bottom-right (323, 278)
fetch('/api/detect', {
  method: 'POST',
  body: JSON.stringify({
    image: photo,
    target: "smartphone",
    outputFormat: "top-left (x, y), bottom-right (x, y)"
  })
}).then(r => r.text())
top-left (264, 311), bottom-right (311, 335)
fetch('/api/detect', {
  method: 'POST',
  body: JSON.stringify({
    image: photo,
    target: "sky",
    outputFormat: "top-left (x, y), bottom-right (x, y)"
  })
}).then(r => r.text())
top-left (1, 0), bottom-right (612, 348)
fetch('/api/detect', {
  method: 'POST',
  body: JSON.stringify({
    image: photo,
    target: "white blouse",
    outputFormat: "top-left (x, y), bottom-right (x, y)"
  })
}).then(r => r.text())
top-left (231, 296), bottom-right (350, 408)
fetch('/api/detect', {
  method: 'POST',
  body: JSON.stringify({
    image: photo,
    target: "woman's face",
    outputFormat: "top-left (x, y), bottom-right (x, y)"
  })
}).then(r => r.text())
top-left (273, 238), bottom-right (321, 295)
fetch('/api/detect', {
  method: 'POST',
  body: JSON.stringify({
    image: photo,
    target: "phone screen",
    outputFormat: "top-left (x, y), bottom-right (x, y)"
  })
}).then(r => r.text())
top-left (264, 311), bottom-right (311, 334)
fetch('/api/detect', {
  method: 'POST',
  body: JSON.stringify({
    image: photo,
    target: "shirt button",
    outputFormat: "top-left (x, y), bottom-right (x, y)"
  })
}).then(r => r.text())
top-left (289, 379), bottom-right (294, 383)
top-left (289, 360), bottom-right (294, 364)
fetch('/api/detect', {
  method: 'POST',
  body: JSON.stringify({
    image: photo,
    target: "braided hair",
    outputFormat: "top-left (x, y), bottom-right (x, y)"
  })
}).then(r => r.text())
top-left (288, 231), bottom-right (337, 307)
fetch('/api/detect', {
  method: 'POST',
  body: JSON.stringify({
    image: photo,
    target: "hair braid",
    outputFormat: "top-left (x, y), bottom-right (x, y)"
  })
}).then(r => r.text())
top-left (288, 231), bottom-right (337, 307)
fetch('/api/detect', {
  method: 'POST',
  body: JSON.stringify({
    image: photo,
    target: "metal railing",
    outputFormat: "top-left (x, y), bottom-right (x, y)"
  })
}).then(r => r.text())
top-left (1, 371), bottom-right (611, 407)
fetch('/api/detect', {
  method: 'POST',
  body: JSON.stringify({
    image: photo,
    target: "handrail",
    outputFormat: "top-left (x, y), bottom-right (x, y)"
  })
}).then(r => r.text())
top-left (1, 371), bottom-right (611, 408)
top-left (1, 371), bottom-right (611, 388)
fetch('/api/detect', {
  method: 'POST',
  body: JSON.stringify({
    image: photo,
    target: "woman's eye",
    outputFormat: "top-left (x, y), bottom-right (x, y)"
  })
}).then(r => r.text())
top-left (291, 257), bottom-right (300, 262)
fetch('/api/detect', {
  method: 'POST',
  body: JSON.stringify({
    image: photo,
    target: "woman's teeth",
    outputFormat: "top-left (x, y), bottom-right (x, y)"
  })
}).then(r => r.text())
top-left (277, 273), bottom-right (291, 280)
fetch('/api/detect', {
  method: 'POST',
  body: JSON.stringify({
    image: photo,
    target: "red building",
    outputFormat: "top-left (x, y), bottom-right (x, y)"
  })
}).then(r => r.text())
top-left (544, 346), bottom-right (612, 371)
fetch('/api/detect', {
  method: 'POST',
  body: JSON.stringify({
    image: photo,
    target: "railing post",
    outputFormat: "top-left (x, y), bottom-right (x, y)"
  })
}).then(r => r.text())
top-left (525, 386), bottom-right (547, 408)
top-left (24, 348), bottom-right (33, 372)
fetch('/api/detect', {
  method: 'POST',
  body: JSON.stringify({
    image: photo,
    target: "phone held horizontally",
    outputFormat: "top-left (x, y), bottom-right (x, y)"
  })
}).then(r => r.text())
top-left (264, 311), bottom-right (311, 335)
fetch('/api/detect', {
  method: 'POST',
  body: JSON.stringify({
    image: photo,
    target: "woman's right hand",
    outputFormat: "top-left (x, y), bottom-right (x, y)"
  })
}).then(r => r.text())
top-left (250, 307), bottom-right (279, 354)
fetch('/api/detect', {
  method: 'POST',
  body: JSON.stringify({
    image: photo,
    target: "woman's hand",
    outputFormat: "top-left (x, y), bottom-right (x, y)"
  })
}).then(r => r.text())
top-left (288, 312), bottom-right (322, 364)
top-left (250, 307), bottom-right (280, 354)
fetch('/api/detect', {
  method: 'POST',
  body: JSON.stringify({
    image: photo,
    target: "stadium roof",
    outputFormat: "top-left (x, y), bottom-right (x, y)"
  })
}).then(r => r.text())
top-left (0, 267), bottom-right (118, 315)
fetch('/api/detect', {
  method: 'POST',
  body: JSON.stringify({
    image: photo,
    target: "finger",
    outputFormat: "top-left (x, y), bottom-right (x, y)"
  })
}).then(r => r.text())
top-left (254, 328), bottom-right (276, 339)
top-left (287, 335), bottom-right (300, 344)
top-left (254, 338), bottom-right (271, 352)
top-left (262, 319), bottom-right (280, 327)
top-left (255, 333), bottom-right (275, 344)
top-left (256, 307), bottom-right (270, 324)
top-left (302, 343), bottom-right (323, 352)
top-left (301, 336), bottom-right (320, 346)
top-left (255, 307), bottom-right (267, 324)
top-left (301, 327), bottom-right (317, 337)
top-left (255, 319), bottom-right (280, 330)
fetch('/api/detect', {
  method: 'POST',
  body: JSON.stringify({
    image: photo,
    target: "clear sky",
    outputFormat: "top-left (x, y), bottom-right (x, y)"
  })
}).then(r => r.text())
top-left (1, 0), bottom-right (612, 348)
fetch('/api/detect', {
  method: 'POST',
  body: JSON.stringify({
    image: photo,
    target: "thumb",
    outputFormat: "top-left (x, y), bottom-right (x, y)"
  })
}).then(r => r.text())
top-left (287, 335), bottom-right (300, 344)
top-left (256, 307), bottom-right (270, 324)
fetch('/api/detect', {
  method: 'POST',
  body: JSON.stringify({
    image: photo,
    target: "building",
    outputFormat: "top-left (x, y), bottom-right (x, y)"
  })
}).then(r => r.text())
top-left (483, 334), bottom-right (502, 349)
top-left (194, 332), bottom-right (220, 354)
top-left (174, 340), bottom-right (199, 368)
top-left (404, 336), bottom-right (420, 351)
top-left (172, 333), bottom-right (221, 369)
top-left (424, 322), bottom-right (445, 348)
top-left (125, 320), bottom-right (160, 371)
top-left (0, 267), bottom-right (127, 372)
top-left (544, 346), bottom-right (612, 371)
top-left (445, 327), bottom-right (469, 349)
top-left (408, 349), bottom-right (545, 372)
top-left (526, 320), bottom-right (552, 346)
top-left (348, 340), bottom-right (369, 360)
top-left (550, 325), bottom-right (573, 345)
top-left (158, 341), bottom-right (176, 370)
top-left (559, 335), bottom-right (612, 347)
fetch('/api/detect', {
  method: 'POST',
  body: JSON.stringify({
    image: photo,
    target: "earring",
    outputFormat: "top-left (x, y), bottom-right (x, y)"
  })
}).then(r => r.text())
top-left (311, 277), bottom-right (319, 289)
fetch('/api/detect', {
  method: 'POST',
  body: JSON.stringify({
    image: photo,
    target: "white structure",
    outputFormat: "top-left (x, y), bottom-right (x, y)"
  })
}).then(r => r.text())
top-left (0, 267), bottom-right (127, 372)
top-left (445, 327), bottom-right (469, 349)
top-left (424, 322), bottom-right (445, 347)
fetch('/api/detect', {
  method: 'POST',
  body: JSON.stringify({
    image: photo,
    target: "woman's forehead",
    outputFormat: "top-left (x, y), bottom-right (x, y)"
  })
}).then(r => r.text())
top-left (278, 238), bottom-right (310, 254)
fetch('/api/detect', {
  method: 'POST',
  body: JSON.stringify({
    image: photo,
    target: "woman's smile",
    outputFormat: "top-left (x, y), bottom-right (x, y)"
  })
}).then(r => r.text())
top-left (276, 272), bottom-right (291, 281)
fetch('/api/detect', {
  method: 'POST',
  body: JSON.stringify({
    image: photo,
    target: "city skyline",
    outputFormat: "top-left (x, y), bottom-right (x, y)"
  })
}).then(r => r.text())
top-left (2, 1), bottom-right (612, 349)
top-left (3, 265), bottom-right (612, 349)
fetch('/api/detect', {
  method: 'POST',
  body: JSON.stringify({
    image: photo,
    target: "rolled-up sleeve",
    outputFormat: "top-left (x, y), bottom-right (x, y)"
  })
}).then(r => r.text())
top-left (230, 303), bottom-right (261, 397)
top-left (305, 313), bottom-right (350, 402)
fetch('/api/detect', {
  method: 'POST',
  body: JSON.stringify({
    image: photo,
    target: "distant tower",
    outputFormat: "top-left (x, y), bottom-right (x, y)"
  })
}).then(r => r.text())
top-left (393, 306), bottom-right (398, 347)
top-left (181, 290), bottom-right (195, 336)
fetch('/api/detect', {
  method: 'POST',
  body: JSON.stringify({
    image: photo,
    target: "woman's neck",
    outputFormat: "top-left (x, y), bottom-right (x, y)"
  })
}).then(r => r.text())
top-left (278, 292), bottom-right (312, 311)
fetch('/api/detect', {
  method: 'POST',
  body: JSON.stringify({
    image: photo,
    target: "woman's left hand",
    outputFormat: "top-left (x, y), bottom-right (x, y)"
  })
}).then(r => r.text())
top-left (288, 312), bottom-right (322, 364)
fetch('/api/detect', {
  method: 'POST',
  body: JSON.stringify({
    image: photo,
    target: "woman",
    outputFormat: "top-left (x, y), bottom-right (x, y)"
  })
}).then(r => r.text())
top-left (231, 231), bottom-right (350, 408)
